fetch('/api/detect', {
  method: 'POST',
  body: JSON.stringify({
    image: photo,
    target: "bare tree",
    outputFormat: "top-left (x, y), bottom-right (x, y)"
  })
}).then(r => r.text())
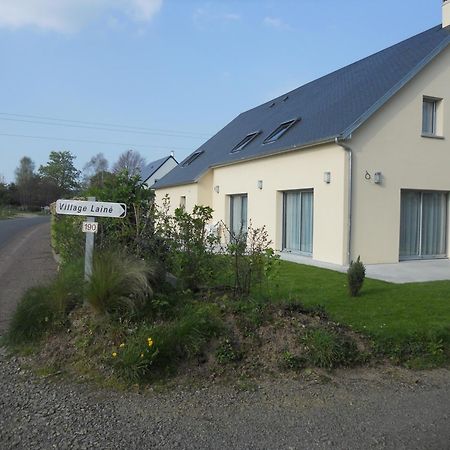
top-left (83, 153), bottom-right (109, 187)
top-left (113, 149), bottom-right (146, 177)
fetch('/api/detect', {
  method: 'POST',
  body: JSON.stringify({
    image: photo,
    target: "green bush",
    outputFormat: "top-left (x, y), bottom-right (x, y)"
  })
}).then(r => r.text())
top-left (7, 286), bottom-right (62, 344)
top-left (347, 256), bottom-right (366, 297)
top-left (158, 202), bottom-right (219, 291)
top-left (302, 328), bottom-right (359, 369)
top-left (51, 213), bottom-right (85, 263)
top-left (85, 250), bottom-right (155, 318)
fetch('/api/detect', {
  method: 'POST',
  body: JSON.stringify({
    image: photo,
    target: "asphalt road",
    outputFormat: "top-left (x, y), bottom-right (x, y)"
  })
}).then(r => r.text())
top-left (0, 216), bottom-right (51, 251)
top-left (0, 216), bottom-right (56, 334)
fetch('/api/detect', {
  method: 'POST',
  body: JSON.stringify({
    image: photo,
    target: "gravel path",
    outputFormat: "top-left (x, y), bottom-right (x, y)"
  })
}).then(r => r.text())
top-left (1, 218), bottom-right (450, 449)
top-left (1, 351), bottom-right (449, 450)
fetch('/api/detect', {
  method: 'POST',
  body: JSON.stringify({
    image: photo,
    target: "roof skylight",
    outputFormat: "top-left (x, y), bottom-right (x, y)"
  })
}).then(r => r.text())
top-left (182, 151), bottom-right (203, 167)
top-left (230, 131), bottom-right (260, 153)
top-left (263, 119), bottom-right (299, 144)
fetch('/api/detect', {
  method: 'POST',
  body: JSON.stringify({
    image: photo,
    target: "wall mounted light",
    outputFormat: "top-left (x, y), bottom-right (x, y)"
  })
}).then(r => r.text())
top-left (323, 171), bottom-right (331, 184)
top-left (257, 180), bottom-right (263, 190)
top-left (374, 172), bottom-right (382, 184)
top-left (214, 185), bottom-right (220, 193)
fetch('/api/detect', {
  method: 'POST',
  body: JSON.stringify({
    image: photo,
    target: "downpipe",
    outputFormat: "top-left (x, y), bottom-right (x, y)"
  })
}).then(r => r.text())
top-left (335, 136), bottom-right (353, 266)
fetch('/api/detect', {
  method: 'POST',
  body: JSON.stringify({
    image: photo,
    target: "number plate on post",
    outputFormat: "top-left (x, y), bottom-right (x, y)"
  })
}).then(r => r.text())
top-left (82, 221), bottom-right (98, 233)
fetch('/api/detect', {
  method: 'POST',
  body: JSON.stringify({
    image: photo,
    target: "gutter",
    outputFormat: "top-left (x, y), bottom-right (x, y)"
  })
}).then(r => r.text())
top-left (335, 136), bottom-right (353, 266)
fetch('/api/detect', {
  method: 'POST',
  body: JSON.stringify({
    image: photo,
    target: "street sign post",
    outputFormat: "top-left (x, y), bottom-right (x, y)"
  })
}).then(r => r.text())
top-left (55, 199), bottom-right (127, 218)
top-left (55, 198), bottom-right (127, 281)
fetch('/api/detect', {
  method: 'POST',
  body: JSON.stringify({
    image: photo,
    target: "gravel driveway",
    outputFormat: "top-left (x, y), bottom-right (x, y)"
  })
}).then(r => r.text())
top-left (1, 219), bottom-right (449, 450)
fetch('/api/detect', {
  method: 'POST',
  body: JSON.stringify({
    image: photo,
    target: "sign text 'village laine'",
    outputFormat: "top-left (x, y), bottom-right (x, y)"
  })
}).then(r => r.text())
top-left (56, 199), bottom-right (127, 218)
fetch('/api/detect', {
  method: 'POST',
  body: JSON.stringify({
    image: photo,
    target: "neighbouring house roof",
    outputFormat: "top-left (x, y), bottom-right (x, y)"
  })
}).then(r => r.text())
top-left (140, 155), bottom-right (178, 184)
top-left (154, 25), bottom-right (450, 189)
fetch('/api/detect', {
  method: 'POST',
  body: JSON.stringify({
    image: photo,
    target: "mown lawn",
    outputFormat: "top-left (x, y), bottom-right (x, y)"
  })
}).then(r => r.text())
top-left (269, 261), bottom-right (450, 358)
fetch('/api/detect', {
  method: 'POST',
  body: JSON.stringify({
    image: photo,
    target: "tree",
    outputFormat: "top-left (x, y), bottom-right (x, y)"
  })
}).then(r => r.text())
top-left (38, 151), bottom-right (81, 199)
top-left (113, 149), bottom-right (146, 177)
top-left (14, 156), bottom-right (38, 208)
top-left (83, 153), bottom-right (109, 188)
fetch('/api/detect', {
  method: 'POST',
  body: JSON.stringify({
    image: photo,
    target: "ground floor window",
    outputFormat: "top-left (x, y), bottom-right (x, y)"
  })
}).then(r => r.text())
top-left (283, 189), bottom-right (313, 255)
top-left (230, 194), bottom-right (248, 238)
top-left (400, 190), bottom-right (447, 260)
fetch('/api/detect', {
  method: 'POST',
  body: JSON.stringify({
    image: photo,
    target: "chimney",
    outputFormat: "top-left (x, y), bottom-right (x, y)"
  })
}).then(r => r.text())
top-left (444, 0), bottom-right (450, 28)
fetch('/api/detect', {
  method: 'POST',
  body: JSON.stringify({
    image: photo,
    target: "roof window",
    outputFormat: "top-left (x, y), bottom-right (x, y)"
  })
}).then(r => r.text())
top-left (263, 119), bottom-right (299, 144)
top-left (182, 151), bottom-right (203, 167)
top-left (230, 131), bottom-right (260, 153)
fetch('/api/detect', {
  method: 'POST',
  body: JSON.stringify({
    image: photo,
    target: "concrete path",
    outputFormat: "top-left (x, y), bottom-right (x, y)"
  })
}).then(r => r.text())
top-left (0, 218), bottom-right (57, 335)
top-left (281, 253), bottom-right (450, 284)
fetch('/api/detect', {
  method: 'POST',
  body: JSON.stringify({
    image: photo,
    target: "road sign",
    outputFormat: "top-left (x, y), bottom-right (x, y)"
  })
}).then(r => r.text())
top-left (56, 199), bottom-right (127, 218)
top-left (82, 221), bottom-right (98, 234)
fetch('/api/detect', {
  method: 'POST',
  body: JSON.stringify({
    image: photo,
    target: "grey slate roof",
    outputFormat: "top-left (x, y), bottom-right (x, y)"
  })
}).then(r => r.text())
top-left (154, 25), bottom-right (450, 189)
top-left (140, 155), bottom-right (177, 184)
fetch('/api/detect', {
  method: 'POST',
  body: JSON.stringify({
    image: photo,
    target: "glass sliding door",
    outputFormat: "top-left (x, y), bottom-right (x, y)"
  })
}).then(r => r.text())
top-left (230, 194), bottom-right (248, 238)
top-left (283, 190), bottom-right (313, 255)
top-left (400, 190), bottom-right (447, 260)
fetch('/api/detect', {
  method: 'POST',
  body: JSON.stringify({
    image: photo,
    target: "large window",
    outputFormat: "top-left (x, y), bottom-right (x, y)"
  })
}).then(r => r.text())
top-left (230, 194), bottom-right (248, 238)
top-left (400, 190), bottom-right (447, 260)
top-left (283, 190), bottom-right (314, 255)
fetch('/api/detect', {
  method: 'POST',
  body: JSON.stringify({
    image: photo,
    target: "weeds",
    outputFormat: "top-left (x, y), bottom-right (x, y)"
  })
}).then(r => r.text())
top-left (302, 328), bottom-right (359, 369)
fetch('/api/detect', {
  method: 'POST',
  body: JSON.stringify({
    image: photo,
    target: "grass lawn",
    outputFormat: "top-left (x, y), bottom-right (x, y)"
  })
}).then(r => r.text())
top-left (269, 261), bottom-right (450, 359)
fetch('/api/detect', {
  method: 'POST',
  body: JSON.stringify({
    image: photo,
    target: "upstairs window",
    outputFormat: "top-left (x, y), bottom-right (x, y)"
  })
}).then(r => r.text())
top-left (422, 96), bottom-right (443, 137)
top-left (422, 98), bottom-right (437, 135)
top-left (230, 131), bottom-right (260, 153)
top-left (182, 151), bottom-right (203, 167)
top-left (264, 119), bottom-right (299, 144)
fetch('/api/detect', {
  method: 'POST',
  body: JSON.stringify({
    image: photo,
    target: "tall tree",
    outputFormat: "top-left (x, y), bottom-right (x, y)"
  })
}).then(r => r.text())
top-left (14, 156), bottom-right (37, 208)
top-left (83, 153), bottom-right (109, 188)
top-left (39, 151), bottom-right (81, 199)
top-left (113, 149), bottom-right (146, 177)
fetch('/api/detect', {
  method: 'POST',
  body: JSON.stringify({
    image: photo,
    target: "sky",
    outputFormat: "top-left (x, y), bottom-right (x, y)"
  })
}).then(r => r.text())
top-left (0, 0), bottom-right (444, 183)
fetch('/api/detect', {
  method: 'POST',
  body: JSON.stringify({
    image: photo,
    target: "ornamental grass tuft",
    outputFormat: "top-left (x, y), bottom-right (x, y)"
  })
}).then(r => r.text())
top-left (85, 250), bottom-right (156, 319)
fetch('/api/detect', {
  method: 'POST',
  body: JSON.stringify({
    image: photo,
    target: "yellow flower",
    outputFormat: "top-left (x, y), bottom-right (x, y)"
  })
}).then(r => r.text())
top-left (119, 343), bottom-right (125, 348)
top-left (147, 337), bottom-right (154, 348)
top-left (140, 353), bottom-right (144, 358)
top-left (112, 352), bottom-right (117, 358)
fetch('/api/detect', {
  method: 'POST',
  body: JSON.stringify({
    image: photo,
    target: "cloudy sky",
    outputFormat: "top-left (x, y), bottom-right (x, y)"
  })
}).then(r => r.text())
top-left (0, 0), bottom-right (442, 182)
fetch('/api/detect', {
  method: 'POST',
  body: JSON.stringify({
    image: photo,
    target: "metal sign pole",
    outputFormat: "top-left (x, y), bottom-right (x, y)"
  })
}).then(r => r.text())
top-left (84, 196), bottom-right (96, 281)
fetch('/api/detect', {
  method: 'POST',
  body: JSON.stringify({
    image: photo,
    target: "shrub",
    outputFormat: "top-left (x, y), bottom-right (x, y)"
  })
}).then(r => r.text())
top-left (158, 201), bottom-right (220, 291)
top-left (223, 221), bottom-right (280, 297)
top-left (302, 328), bottom-right (359, 369)
top-left (347, 256), bottom-right (366, 297)
top-left (7, 287), bottom-right (62, 344)
top-left (85, 250), bottom-right (155, 318)
top-left (52, 213), bottom-right (85, 263)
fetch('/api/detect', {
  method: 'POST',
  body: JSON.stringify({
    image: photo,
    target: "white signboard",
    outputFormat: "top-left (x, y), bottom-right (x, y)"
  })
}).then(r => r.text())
top-left (82, 221), bottom-right (99, 234)
top-left (56, 199), bottom-right (127, 218)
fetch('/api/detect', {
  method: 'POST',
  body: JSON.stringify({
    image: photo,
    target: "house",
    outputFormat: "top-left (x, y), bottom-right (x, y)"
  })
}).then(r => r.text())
top-left (154, 3), bottom-right (450, 266)
top-left (140, 154), bottom-right (178, 188)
